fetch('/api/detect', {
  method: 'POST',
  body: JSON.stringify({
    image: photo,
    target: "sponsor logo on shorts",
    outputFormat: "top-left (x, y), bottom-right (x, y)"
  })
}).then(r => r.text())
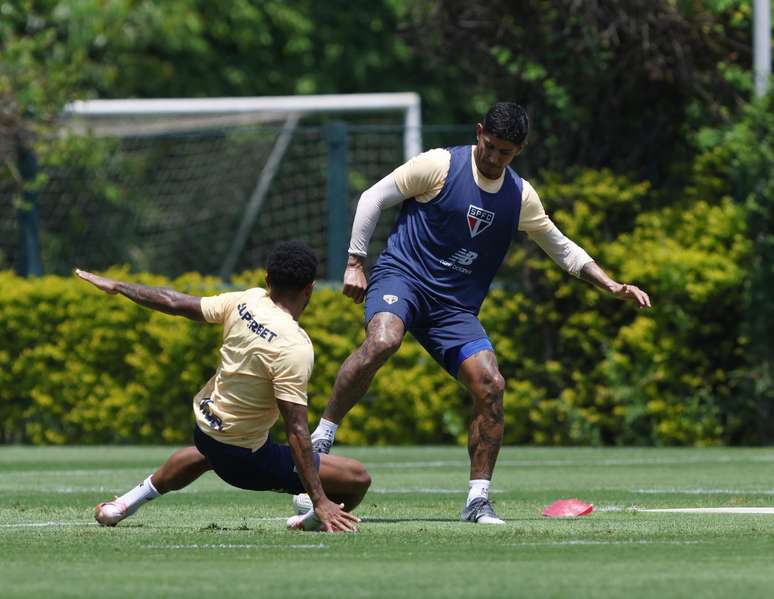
top-left (467, 205), bottom-right (495, 238)
top-left (440, 249), bottom-right (479, 275)
top-left (383, 294), bottom-right (399, 305)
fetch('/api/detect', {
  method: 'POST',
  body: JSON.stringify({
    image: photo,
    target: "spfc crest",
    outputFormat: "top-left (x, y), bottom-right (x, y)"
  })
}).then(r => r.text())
top-left (467, 205), bottom-right (495, 238)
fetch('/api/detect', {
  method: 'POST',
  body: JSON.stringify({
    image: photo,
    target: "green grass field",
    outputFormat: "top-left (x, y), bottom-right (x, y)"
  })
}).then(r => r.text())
top-left (3, 446), bottom-right (774, 598)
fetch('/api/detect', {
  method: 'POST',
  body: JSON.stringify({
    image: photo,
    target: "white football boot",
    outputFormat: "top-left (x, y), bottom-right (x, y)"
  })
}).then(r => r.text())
top-left (292, 493), bottom-right (314, 515)
top-left (460, 497), bottom-right (505, 525)
top-left (94, 499), bottom-right (129, 527)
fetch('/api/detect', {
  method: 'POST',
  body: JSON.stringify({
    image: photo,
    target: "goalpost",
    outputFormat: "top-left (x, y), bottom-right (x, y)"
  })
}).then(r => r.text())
top-left (51, 93), bottom-right (422, 280)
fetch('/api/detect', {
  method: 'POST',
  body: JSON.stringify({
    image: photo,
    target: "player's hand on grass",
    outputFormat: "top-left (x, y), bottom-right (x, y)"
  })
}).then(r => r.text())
top-left (74, 269), bottom-right (119, 295)
top-left (613, 283), bottom-right (651, 309)
top-left (314, 498), bottom-right (360, 532)
top-left (342, 255), bottom-right (367, 304)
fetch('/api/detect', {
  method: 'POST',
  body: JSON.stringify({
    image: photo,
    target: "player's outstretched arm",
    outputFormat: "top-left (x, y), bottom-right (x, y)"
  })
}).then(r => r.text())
top-left (277, 399), bottom-right (360, 532)
top-left (74, 269), bottom-right (206, 321)
top-left (579, 262), bottom-right (652, 308)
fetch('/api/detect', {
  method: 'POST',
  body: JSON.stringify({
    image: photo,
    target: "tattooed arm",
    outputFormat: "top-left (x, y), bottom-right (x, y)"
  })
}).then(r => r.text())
top-left (74, 269), bottom-right (206, 321)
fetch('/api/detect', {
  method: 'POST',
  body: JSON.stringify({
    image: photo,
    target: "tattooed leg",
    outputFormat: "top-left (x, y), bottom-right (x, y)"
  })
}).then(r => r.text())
top-left (323, 312), bottom-right (406, 423)
top-left (458, 350), bottom-right (506, 480)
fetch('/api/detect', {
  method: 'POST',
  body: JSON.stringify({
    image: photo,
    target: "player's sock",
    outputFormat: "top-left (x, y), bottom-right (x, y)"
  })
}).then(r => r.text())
top-left (116, 475), bottom-right (161, 516)
top-left (310, 418), bottom-right (338, 453)
top-left (466, 479), bottom-right (491, 506)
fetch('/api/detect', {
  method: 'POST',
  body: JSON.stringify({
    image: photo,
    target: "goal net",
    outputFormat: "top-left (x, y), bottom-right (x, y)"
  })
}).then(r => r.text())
top-left (2, 93), bottom-right (436, 280)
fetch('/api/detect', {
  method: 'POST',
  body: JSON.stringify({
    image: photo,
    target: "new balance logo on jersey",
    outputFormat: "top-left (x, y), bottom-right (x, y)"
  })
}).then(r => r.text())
top-left (467, 205), bottom-right (495, 238)
top-left (440, 249), bottom-right (479, 275)
top-left (383, 294), bottom-right (399, 305)
top-left (451, 249), bottom-right (478, 265)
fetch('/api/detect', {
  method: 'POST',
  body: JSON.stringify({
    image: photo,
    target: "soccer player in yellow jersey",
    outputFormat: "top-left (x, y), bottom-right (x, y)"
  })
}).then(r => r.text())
top-left (78, 241), bottom-right (369, 532)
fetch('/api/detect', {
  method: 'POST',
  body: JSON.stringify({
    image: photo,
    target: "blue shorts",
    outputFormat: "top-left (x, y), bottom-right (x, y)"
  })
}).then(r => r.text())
top-left (364, 272), bottom-right (494, 378)
top-left (193, 425), bottom-right (318, 494)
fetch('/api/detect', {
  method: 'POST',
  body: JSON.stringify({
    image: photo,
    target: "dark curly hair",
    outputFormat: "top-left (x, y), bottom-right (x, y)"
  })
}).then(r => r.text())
top-left (266, 240), bottom-right (318, 292)
top-left (483, 102), bottom-right (529, 145)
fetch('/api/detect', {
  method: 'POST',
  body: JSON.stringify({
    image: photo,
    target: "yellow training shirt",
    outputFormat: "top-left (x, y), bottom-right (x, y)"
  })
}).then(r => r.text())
top-left (193, 288), bottom-right (314, 450)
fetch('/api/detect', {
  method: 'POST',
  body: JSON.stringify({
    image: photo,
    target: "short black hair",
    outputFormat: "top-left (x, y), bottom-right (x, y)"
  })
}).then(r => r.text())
top-left (483, 102), bottom-right (529, 145)
top-left (266, 240), bottom-right (318, 292)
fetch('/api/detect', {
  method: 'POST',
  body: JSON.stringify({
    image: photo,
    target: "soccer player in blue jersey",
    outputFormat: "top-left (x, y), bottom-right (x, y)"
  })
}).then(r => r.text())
top-left (304, 102), bottom-right (651, 524)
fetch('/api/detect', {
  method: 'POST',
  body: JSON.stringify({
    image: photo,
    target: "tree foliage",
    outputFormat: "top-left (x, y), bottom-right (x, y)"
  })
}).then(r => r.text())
top-left (401, 0), bottom-right (753, 178)
top-left (1, 0), bottom-right (772, 445)
top-left (0, 162), bottom-right (753, 446)
top-left (691, 93), bottom-right (774, 441)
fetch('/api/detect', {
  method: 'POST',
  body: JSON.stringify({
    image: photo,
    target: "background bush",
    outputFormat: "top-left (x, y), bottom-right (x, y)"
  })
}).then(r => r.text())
top-left (0, 162), bottom-right (751, 446)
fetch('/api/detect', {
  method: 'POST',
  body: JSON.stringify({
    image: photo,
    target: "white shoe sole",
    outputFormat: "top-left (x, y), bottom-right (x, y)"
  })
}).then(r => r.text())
top-left (475, 515), bottom-right (505, 524)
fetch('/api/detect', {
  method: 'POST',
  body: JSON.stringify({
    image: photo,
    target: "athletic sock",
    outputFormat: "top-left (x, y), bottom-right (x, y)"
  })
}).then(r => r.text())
top-left (116, 475), bottom-right (161, 515)
top-left (466, 479), bottom-right (491, 506)
top-left (311, 418), bottom-right (338, 443)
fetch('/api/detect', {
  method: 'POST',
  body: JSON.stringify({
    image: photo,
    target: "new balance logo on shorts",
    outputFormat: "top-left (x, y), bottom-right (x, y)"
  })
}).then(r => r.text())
top-left (467, 205), bottom-right (495, 238)
top-left (383, 294), bottom-right (399, 305)
top-left (440, 249), bottom-right (479, 275)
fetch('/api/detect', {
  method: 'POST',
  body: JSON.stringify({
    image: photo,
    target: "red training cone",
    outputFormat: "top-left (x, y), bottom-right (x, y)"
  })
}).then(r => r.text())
top-left (543, 498), bottom-right (593, 518)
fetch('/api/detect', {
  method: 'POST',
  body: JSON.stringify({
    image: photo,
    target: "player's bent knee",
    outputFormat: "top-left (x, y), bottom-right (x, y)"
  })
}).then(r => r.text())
top-left (342, 458), bottom-right (371, 489)
top-left (473, 369), bottom-right (505, 399)
top-left (491, 372), bottom-right (506, 396)
top-left (352, 463), bottom-right (372, 490)
top-left (366, 332), bottom-right (402, 363)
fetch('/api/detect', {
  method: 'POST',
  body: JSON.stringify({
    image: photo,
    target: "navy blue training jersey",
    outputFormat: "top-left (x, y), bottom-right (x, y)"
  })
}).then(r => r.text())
top-left (372, 145), bottom-right (523, 314)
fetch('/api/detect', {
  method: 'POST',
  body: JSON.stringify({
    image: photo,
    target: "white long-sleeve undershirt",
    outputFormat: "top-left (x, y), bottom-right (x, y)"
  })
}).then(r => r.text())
top-left (347, 174), bottom-right (405, 257)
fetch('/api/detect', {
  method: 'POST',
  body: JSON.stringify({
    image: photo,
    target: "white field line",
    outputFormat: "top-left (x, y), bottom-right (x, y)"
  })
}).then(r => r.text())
top-left (143, 543), bottom-right (327, 549)
top-left (638, 507), bottom-right (774, 514)
top-left (368, 487), bottom-right (498, 494)
top-left (513, 540), bottom-right (704, 546)
top-left (0, 486), bottom-right (114, 494)
top-left (0, 517), bottom-right (290, 528)
top-left (632, 488), bottom-right (774, 495)
top-left (0, 521), bottom-right (94, 528)
top-left (369, 455), bottom-right (774, 469)
top-left (0, 485), bottom-right (473, 495)
top-left (2, 469), bottom-right (141, 477)
top-left (5, 454), bottom-right (774, 479)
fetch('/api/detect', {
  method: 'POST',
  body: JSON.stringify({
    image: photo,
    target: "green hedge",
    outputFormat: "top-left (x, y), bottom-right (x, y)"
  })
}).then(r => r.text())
top-left (0, 167), bottom-right (756, 446)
